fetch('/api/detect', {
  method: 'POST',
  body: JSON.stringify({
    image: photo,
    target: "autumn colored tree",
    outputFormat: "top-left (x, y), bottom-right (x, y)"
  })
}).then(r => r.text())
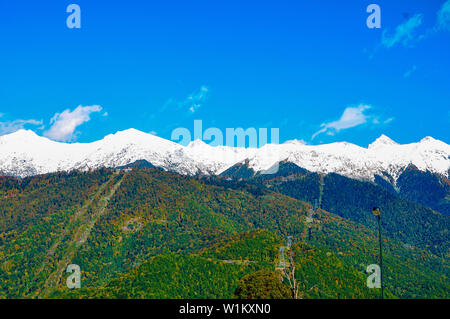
top-left (234, 270), bottom-right (291, 299)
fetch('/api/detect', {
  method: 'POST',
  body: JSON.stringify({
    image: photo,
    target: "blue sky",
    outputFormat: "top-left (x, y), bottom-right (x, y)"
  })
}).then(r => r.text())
top-left (0, 0), bottom-right (449, 146)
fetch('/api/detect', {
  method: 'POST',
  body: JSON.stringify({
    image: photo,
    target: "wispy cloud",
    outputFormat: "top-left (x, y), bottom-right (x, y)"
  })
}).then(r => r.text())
top-left (312, 104), bottom-right (388, 139)
top-left (383, 117), bottom-right (394, 124)
top-left (437, 0), bottom-right (450, 30)
top-left (0, 114), bottom-right (43, 135)
top-left (381, 14), bottom-right (424, 48)
top-left (160, 85), bottom-right (210, 115)
top-left (380, 1), bottom-right (450, 50)
top-left (403, 65), bottom-right (417, 78)
top-left (44, 105), bottom-right (103, 142)
top-left (186, 86), bottom-right (209, 113)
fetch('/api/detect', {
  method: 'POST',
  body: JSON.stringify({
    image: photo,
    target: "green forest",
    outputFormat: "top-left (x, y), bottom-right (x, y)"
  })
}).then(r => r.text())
top-left (0, 167), bottom-right (448, 299)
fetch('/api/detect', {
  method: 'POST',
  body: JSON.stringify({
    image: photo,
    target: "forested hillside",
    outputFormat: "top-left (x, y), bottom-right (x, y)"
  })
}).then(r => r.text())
top-left (394, 165), bottom-right (450, 216)
top-left (223, 161), bottom-right (449, 256)
top-left (0, 168), bottom-right (448, 299)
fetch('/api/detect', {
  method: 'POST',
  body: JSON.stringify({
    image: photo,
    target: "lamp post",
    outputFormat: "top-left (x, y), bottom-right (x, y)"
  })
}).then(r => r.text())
top-left (372, 207), bottom-right (384, 299)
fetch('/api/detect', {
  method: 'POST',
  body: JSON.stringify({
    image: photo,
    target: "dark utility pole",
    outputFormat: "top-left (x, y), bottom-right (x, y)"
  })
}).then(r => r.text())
top-left (372, 207), bottom-right (384, 299)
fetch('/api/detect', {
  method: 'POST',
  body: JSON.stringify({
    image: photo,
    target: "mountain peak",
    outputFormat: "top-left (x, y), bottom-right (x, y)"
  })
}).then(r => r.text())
top-left (2, 129), bottom-right (40, 140)
top-left (283, 139), bottom-right (306, 146)
top-left (420, 136), bottom-right (437, 143)
top-left (0, 129), bottom-right (448, 180)
top-left (108, 128), bottom-right (170, 142)
top-left (114, 128), bottom-right (147, 137)
top-left (368, 134), bottom-right (398, 149)
top-left (188, 139), bottom-right (209, 148)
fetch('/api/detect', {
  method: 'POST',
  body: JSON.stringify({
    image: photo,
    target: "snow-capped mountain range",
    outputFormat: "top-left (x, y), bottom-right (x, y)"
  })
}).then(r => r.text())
top-left (0, 129), bottom-right (449, 183)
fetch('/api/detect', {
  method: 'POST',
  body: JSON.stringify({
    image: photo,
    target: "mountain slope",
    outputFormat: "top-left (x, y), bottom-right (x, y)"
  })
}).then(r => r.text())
top-left (0, 168), bottom-right (448, 299)
top-left (221, 161), bottom-right (449, 255)
top-left (49, 231), bottom-right (381, 299)
top-left (383, 165), bottom-right (450, 216)
top-left (0, 130), bottom-right (448, 183)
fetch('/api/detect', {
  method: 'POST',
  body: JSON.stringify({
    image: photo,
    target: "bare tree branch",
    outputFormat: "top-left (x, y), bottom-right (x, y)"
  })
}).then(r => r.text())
top-left (281, 248), bottom-right (300, 299)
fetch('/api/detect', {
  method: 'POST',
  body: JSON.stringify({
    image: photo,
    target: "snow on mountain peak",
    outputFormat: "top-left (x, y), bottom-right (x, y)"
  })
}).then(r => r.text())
top-left (0, 129), bottom-right (448, 181)
top-left (283, 139), bottom-right (306, 146)
top-left (368, 134), bottom-right (398, 149)
top-left (101, 128), bottom-right (181, 149)
top-left (188, 139), bottom-right (210, 148)
top-left (420, 136), bottom-right (437, 143)
top-left (106, 128), bottom-right (158, 141)
top-left (12, 129), bottom-right (36, 136)
top-left (1, 129), bottom-right (40, 141)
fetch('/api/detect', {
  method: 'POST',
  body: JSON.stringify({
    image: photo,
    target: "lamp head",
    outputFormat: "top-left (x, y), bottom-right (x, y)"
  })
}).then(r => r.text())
top-left (372, 207), bottom-right (381, 216)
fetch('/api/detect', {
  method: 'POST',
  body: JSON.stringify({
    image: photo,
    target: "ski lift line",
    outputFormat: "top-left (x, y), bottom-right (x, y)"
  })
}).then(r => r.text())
top-left (277, 246), bottom-right (286, 269)
top-left (318, 175), bottom-right (325, 211)
top-left (276, 236), bottom-right (294, 270)
top-left (287, 236), bottom-right (293, 248)
top-left (308, 208), bottom-right (314, 219)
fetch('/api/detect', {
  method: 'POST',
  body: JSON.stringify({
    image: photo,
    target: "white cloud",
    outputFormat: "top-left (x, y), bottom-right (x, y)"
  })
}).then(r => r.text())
top-left (403, 65), bottom-right (417, 78)
top-left (437, 0), bottom-right (450, 30)
top-left (44, 105), bottom-right (102, 142)
top-left (187, 86), bottom-right (209, 113)
top-left (382, 14), bottom-right (423, 48)
top-left (157, 86), bottom-right (210, 119)
top-left (380, 2), bottom-right (450, 50)
top-left (312, 105), bottom-right (374, 139)
top-left (384, 117), bottom-right (394, 124)
top-left (0, 114), bottom-right (43, 135)
top-left (375, 2), bottom-right (450, 54)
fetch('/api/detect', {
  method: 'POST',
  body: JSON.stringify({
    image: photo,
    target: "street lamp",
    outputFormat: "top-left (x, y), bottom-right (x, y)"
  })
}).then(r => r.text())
top-left (372, 207), bottom-right (384, 299)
